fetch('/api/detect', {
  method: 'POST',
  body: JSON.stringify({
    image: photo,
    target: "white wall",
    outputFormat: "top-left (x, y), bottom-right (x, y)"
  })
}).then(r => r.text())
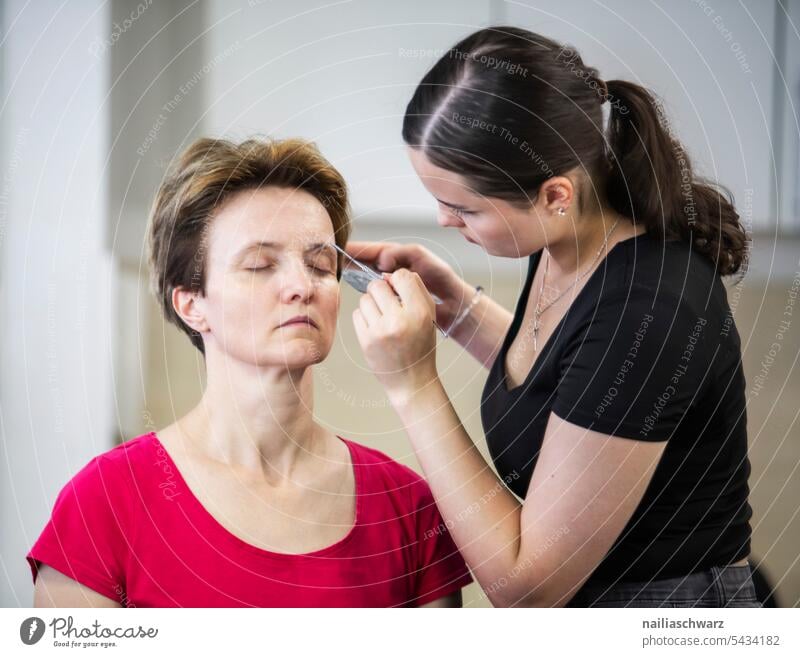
top-left (203, 0), bottom-right (495, 223)
top-left (775, 0), bottom-right (800, 229)
top-left (201, 0), bottom-right (782, 231)
top-left (0, 0), bottom-right (115, 606)
top-left (499, 0), bottom-right (780, 231)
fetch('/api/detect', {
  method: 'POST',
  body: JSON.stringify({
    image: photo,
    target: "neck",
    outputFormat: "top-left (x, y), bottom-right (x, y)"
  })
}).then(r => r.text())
top-left (545, 206), bottom-right (635, 278)
top-left (179, 343), bottom-right (324, 482)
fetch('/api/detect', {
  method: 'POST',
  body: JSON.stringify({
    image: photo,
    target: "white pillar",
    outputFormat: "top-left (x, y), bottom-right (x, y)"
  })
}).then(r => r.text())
top-left (0, 0), bottom-right (114, 606)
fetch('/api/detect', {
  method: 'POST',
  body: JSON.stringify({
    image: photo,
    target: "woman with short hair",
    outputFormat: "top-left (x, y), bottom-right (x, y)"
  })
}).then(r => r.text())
top-left (26, 137), bottom-right (472, 608)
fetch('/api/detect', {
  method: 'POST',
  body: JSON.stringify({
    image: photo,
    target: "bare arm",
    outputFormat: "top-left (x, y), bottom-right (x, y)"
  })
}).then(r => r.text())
top-left (445, 282), bottom-right (513, 368)
top-left (33, 565), bottom-right (122, 608)
top-left (392, 384), bottom-right (666, 607)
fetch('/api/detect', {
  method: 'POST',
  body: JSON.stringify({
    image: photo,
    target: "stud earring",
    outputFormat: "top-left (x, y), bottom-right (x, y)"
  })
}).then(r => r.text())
top-left (557, 207), bottom-right (567, 216)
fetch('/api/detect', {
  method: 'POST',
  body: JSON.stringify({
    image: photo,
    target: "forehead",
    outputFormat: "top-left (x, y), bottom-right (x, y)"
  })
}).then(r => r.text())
top-left (407, 147), bottom-right (478, 199)
top-left (209, 186), bottom-right (334, 254)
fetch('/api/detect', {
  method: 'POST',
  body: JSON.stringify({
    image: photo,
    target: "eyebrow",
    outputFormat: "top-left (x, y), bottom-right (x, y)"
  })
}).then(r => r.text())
top-left (235, 241), bottom-right (337, 260)
top-left (435, 197), bottom-right (471, 211)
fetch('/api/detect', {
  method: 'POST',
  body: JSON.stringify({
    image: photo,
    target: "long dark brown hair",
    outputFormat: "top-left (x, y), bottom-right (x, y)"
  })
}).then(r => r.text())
top-left (402, 26), bottom-right (747, 275)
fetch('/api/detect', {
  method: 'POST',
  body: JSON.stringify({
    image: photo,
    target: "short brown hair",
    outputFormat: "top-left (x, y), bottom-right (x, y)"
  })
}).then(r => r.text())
top-left (147, 137), bottom-right (351, 355)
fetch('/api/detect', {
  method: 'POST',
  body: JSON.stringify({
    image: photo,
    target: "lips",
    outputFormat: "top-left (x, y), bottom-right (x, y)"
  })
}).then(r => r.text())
top-left (279, 315), bottom-right (318, 329)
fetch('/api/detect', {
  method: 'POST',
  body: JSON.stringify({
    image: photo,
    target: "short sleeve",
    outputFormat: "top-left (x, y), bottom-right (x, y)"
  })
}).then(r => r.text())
top-left (552, 286), bottom-right (710, 441)
top-left (26, 455), bottom-right (130, 603)
top-left (410, 478), bottom-right (473, 606)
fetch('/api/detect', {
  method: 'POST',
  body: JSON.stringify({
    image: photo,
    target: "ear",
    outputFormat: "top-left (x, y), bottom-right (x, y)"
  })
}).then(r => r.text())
top-left (539, 176), bottom-right (575, 215)
top-left (171, 286), bottom-right (210, 334)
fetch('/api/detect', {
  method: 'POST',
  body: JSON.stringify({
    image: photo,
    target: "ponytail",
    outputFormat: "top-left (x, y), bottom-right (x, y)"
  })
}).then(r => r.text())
top-left (604, 80), bottom-right (748, 276)
top-left (401, 27), bottom-right (748, 275)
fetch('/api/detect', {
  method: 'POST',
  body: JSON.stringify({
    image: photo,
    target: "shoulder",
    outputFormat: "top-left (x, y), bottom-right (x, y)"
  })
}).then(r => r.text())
top-left (26, 439), bottom-right (151, 601)
top-left (613, 233), bottom-right (720, 305)
top-left (343, 438), bottom-right (426, 487)
top-left (585, 235), bottom-right (715, 327)
top-left (97, 431), bottom-right (157, 463)
top-left (341, 438), bottom-right (433, 505)
top-left (59, 433), bottom-right (155, 500)
top-left (558, 240), bottom-right (714, 386)
top-left (89, 432), bottom-right (156, 473)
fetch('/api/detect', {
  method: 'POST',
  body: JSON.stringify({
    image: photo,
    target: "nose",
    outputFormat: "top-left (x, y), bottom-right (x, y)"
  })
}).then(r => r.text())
top-left (437, 210), bottom-right (465, 228)
top-left (278, 258), bottom-right (314, 305)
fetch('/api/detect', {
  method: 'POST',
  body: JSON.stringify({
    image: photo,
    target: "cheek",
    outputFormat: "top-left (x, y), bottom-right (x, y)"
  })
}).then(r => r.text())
top-left (317, 281), bottom-right (341, 320)
top-left (207, 277), bottom-right (269, 324)
top-left (473, 214), bottom-right (510, 240)
top-left (496, 210), bottom-right (532, 239)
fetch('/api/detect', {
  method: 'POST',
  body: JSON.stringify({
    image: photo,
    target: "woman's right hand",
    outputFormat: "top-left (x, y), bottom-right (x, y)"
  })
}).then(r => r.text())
top-left (345, 241), bottom-right (474, 329)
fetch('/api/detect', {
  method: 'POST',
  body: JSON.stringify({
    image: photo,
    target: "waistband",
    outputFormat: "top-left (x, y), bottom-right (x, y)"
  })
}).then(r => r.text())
top-left (566, 563), bottom-right (759, 607)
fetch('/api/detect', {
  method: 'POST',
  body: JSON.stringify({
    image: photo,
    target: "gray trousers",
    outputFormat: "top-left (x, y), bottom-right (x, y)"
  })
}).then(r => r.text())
top-left (565, 563), bottom-right (762, 607)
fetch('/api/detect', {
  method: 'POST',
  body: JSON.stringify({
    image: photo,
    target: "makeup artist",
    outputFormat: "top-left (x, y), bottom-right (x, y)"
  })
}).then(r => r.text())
top-left (348, 26), bottom-right (758, 607)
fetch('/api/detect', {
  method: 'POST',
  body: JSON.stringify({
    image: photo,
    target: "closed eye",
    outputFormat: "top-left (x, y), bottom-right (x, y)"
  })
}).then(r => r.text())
top-left (439, 201), bottom-right (474, 218)
top-left (306, 256), bottom-right (336, 275)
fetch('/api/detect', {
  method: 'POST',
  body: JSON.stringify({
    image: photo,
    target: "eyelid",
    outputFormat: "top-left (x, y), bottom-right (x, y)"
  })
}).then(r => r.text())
top-left (307, 252), bottom-right (336, 268)
top-left (441, 202), bottom-right (472, 216)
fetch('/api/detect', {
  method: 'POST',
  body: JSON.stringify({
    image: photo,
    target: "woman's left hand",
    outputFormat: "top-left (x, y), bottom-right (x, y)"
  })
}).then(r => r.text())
top-left (351, 268), bottom-right (439, 400)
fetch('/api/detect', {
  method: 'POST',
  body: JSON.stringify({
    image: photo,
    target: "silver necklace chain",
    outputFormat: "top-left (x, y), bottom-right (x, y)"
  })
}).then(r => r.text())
top-left (532, 218), bottom-right (622, 351)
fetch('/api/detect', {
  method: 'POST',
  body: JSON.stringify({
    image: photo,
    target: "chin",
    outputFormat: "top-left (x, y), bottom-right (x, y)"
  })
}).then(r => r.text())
top-left (246, 352), bottom-right (326, 371)
top-left (479, 242), bottom-right (504, 256)
top-left (467, 235), bottom-right (502, 255)
top-left (218, 329), bottom-right (333, 369)
top-left (272, 338), bottom-right (330, 368)
top-left (490, 243), bottom-right (529, 258)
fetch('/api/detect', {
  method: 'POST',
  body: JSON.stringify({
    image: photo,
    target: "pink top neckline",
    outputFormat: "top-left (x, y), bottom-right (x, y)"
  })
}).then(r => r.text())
top-left (146, 431), bottom-right (364, 559)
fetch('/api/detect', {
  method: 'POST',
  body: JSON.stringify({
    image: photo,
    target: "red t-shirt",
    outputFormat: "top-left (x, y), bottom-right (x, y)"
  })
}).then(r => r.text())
top-left (27, 432), bottom-right (472, 607)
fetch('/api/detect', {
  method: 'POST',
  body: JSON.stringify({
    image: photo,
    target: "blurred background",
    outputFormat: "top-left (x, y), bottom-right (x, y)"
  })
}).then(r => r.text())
top-left (1, 0), bottom-right (798, 607)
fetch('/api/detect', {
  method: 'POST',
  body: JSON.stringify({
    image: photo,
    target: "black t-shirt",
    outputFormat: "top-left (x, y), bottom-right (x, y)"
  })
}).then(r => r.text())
top-left (480, 232), bottom-right (752, 584)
